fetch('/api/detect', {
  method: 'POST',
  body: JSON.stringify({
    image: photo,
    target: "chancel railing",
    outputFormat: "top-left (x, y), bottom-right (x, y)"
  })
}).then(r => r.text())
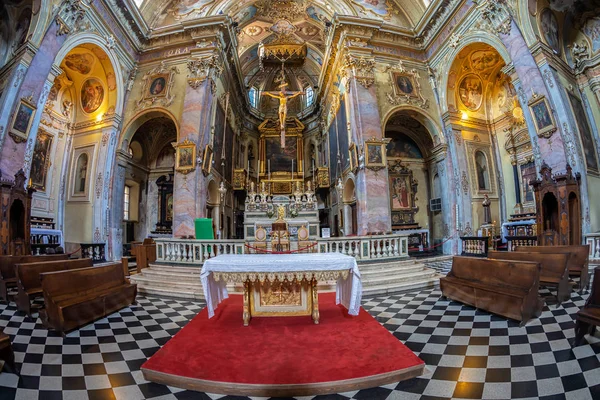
top-left (154, 233), bottom-right (410, 264)
top-left (460, 236), bottom-right (489, 257)
top-left (586, 233), bottom-right (600, 261)
top-left (156, 239), bottom-right (245, 264)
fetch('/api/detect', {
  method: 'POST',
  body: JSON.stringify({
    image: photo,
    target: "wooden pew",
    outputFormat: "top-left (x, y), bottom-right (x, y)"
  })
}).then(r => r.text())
top-left (574, 266), bottom-right (600, 346)
top-left (0, 328), bottom-right (17, 374)
top-left (15, 258), bottom-right (93, 316)
top-left (132, 240), bottom-right (156, 273)
top-left (514, 245), bottom-right (590, 293)
top-left (488, 251), bottom-right (571, 306)
top-left (40, 262), bottom-right (137, 335)
top-left (0, 254), bottom-right (68, 303)
top-left (440, 256), bottom-right (543, 325)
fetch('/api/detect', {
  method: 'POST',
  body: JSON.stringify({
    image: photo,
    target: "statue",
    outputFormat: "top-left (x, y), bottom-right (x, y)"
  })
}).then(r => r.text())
top-left (275, 204), bottom-right (286, 222)
top-left (482, 194), bottom-right (492, 224)
top-left (261, 83), bottom-right (304, 148)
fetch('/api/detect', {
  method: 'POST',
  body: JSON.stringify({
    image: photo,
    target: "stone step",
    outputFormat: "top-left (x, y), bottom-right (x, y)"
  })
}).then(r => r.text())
top-left (362, 269), bottom-right (437, 286)
top-left (362, 276), bottom-right (441, 297)
top-left (361, 264), bottom-right (428, 277)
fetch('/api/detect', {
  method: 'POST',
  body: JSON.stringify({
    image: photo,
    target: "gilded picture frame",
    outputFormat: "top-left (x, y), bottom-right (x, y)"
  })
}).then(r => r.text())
top-left (147, 73), bottom-right (169, 98)
top-left (201, 144), bottom-right (213, 176)
top-left (528, 95), bottom-right (556, 139)
top-left (30, 130), bottom-right (53, 191)
top-left (9, 97), bottom-right (37, 143)
top-left (391, 72), bottom-right (418, 99)
top-left (364, 139), bottom-right (389, 171)
top-left (349, 142), bottom-right (358, 171)
top-left (173, 139), bottom-right (197, 175)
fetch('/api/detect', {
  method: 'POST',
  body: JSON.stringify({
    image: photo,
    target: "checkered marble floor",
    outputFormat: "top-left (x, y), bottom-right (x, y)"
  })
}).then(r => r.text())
top-left (1, 286), bottom-right (599, 400)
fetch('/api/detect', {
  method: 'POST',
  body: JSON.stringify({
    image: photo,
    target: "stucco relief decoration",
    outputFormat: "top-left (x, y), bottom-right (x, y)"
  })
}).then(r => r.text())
top-left (136, 61), bottom-right (179, 110)
top-left (343, 54), bottom-right (376, 88)
top-left (256, 0), bottom-right (306, 22)
top-left (385, 61), bottom-right (428, 109)
top-left (55, 0), bottom-right (91, 36)
top-left (570, 41), bottom-right (589, 69)
top-left (474, 0), bottom-right (512, 36)
top-left (351, 0), bottom-right (398, 22)
top-left (187, 54), bottom-right (222, 93)
top-left (461, 171), bottom-right (469, 195)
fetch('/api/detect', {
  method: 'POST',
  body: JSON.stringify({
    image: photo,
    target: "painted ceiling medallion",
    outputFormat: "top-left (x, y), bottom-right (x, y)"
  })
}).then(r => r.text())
top-left (457, 74), bottom-right (483, 111)
top-left (245, 25), bottom-right (263, 36)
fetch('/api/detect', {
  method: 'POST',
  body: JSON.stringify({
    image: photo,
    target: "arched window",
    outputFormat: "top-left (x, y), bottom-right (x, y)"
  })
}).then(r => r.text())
top-left (248, 87), bottom-right (258, 108)
top-left (306, 86), bottom-right (314, 107)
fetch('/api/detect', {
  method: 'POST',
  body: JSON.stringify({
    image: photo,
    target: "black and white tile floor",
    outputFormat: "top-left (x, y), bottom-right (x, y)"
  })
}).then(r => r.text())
top-left (1, 286), bottom-right (599, 400)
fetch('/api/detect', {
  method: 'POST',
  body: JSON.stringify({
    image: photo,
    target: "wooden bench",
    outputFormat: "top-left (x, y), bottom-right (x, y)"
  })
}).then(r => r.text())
top-left (514, 245), bottom-right (590, 293)
top-left (131, 240), bottom-right (156, 273)
top-left (0, 328), bottom-right (17, 374)
top-left (0, 254), bottom-right (68, 303)
top-left (40, 262), bottom-right (137, 335)
top-left (488, 251), bottom-right (571, 306)
top-left (440, 256), bottom-right (543, 325)
top-left (574, 266), bottom-right (600, 346)
top-left (15, 258), bottom-right (93, 316)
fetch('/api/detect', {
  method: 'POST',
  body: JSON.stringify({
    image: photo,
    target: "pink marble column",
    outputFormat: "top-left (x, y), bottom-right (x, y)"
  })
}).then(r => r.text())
top-left (0, 22), bottom-right (66, 176)
top-left (172, 79), bottom-right (214, 237)
top-left (347, 78), bottom-right (392, 235)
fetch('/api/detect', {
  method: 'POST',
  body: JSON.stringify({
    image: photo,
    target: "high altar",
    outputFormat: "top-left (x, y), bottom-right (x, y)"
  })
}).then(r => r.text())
top-left (242, 117), bottom-right (321, 243)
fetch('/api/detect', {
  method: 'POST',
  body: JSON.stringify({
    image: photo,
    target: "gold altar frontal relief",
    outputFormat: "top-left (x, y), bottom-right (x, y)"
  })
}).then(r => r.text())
top-left (250, 279), bottom-right (311, 316)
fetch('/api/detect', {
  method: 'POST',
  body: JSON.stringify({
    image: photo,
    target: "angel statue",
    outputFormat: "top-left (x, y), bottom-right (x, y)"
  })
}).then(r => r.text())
top-left (261, 83), bottom-right (304, 148)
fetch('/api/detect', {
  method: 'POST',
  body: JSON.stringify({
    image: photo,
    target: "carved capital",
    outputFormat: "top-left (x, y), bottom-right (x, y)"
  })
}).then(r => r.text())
top-left (187, 54), bottom-right (223, 90)
top-left (343, 54), bottom-right (375, 88)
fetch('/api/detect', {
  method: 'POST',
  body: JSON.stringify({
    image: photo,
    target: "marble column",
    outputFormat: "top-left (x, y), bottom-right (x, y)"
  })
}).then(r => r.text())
top-left (343, 203), bottom-right (353, 236)
top-left (109, 163), bottom-right (127, 260)
top-left (344, 55), bottom-right (392, 234)
top-left (0, 22), bottom-right (66, 177)
top-left (173, 54), bottom-right (219, 237)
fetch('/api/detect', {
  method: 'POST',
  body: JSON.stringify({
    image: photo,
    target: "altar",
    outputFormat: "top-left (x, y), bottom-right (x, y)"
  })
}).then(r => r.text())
top-left (201, 253), bottom-right (362, 325)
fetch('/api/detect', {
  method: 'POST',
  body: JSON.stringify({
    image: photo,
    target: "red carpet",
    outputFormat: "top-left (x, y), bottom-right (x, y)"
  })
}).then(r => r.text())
top-left (141, 293), bottom-right (424, 396)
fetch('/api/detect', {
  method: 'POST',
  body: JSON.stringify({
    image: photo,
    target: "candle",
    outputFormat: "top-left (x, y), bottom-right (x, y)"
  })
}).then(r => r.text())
top-left (268, 160), bottom-right (271, 180)
top-left (291, 159), bottom-right (294, 178)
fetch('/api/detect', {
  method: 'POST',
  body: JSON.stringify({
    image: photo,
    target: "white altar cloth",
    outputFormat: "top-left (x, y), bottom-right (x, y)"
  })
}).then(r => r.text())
top-left (201, 253), bottom-right (362, 318)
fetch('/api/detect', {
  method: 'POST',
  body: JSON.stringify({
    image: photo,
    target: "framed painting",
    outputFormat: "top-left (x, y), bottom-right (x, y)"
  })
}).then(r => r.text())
top-left (173, 139), bottom-right (197, 175)
top-left (568, 92), bottom-right (599, 173)
top-left (389, 174), bottom-right (412, 210)
top-left (528, 95), bottom-right (556, 139)
top-left (364, 139), bottom-right (388, 171)
top-left (349, 143), bottom-right (358, 171)
top-left (69, 144), bottom-right (95, 202)
top-left (10, 97), bottom-right (36, 143)
top-left (392, 72), bottom-right (418, 98)
top-left (201, 144), bottom-right (213, 176)
top-left (147, 73), bottom-right (169, 98)
top-left (520, 161), bottom-right (536, 203)
top-left (30, 130), bottom-right (53, 191)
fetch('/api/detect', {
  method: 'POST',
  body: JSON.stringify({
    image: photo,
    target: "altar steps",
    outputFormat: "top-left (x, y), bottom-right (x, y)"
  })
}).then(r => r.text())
top-left (130, 259), bottom-right (442, 300)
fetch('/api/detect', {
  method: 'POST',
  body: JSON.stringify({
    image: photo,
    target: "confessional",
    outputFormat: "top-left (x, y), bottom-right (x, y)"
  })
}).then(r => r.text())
top-left (0, 170), bottom-right (34, 256)
top-left (531, 163), bottom-right (581, 246)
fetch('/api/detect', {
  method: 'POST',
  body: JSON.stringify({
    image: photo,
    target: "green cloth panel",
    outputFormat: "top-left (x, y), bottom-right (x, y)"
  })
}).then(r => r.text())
top-left (195, 218), bottom-right (214, 240)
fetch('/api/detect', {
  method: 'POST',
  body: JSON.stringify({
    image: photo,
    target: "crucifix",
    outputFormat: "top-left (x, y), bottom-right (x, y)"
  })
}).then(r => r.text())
top-left (261, 82), bottom-right (304, 148)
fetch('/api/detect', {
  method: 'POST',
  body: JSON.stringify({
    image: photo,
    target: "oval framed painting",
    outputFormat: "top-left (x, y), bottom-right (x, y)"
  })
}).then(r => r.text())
top-left (458, 74), bottom-right (483, 111)
top-left (80, 78), bottom-right (104, 114)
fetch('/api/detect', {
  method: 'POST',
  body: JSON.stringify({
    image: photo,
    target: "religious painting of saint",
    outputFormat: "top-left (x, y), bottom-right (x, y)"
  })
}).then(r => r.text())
top-left (80, 78), bottom-right (104, 114)
top-left (528, 96), bottom-right (556, 138)
top-left (520, 161), bottom-right (536, 203)
top-left (470, 50), bottom-right (500, 72)
top-left (390, 175), bottom-right (411, 210)
top-left (475, 151), bottom-right (490, 191)
top-left (201, 144), bottom-right (213, 176)
top-left (458, 74), bottom-right (483, 111)
top-left (149, 75), bottom-right (168, 97)
top-left (394, 73), bottom-right (414, 95)
top-left (367, 143), bottom-right (382, 164)
top-left (365, 141), bottom-right (386, 170)
top-left (15, 8), bottom-right (31, 49)
top-left (386, 134), bottom-right (423, 159)
top-left (582, 15), bottom-right (600, 53)
top-left (64, 53), bottom-right (95, 75)
top-left (266, 136), bottom-right (297, 172)
top-left (568, 93), bottom-right (599, 172)
top-left (74, 153), bottom-right (88, 194)
top-left (30, 131), bottom-right (53, 191)
top-left (540, 8), bottom-right (560, 55)
top-left (165, 193), bottom-right (173, 222)
top-left (10, 99), bottom-right (36, 138)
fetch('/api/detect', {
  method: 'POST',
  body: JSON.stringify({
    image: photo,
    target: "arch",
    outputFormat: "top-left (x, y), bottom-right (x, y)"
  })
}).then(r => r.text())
top-left (207, 179), bottom-right (220, 206)
top-left (381, 106), bottom-right (443, 146)
top-left (438, 33), bottom-right (512, 114)
top-left (343, 176), bottom-right (356, 204)
top-left (119, 108), bottom-right (180, 151)
top-left (30, 0), bottom-right (53, 46)
top-left (51, 32), bottom-right (125, 117)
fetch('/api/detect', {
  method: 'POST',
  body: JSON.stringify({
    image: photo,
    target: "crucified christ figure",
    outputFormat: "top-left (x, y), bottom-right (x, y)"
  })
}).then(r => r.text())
top-left (262, 83), bottom-right (304, 148)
